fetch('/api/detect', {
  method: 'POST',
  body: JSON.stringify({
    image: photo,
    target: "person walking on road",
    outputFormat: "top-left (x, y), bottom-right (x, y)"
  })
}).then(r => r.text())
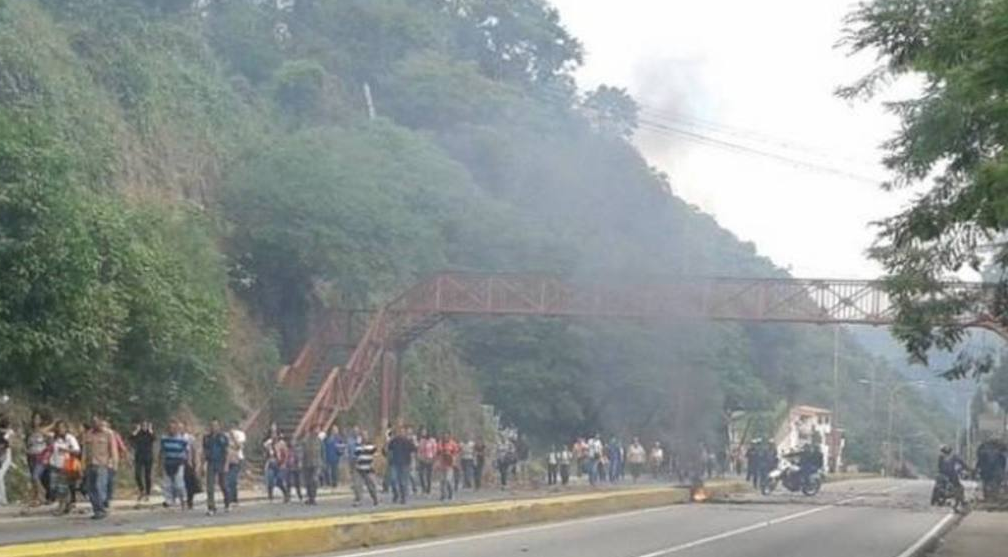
top-left (266, 433), bottom-right (291, 502)
top-left (160, 419), bottom-right (189, 510)
top-left (386, 425), bottom-right (416, 504)
top-left (460, 435), bottom-right (476, 490)
top-left (587, 435), bottom-right (604, 486)
top-left (26, 412), bottom-right (50, 507)
top-left (546, 445), bottom-right (559, 486)
top-left (745, 442), bottom-right (758, 488)
top-left (437, 433), bottom-right (460, 501)
top-left (130, 421), bottom-right (155, 502)
top-left (0, 417), bottom-right (13, 506)
top-left (627, 438), bottom-right (646, 483)
top-left (649, 442), bottom-right (665, 480)
top-left (496, 437), bottom-right (515, 489)
top-left (82, 416), bottom-right (118, 520)
top-left (352, 431), bottom-right (379, 507)
top-left (417, 428), bottom-right (437, 495)
top-left (558, 444), bottom-right (572, 486)
top-left (323, 425), bottom-right (344, 489)
top-left (301, 424), bottom-right (322, 505)
top-left (288, 438), bottom-right (305, 503)
top-left (474, 438), bottom-right (486, 490)
top-left (227, 420), bottom-right (245, 508)
top-left (101, 420), bottom-right (126, 510)
top-left (573, 438), bottom-right (587, 479)
top-left (608, 437), bottom-right (624, 483)
top-left (180, 423), bottom-right (200, 510)
top-left (49, 420), bottom-right (80, 515)
top-left (975, 438), bottom-right (1007, 501)
top-left (203, 418), bottom-right (230, 515)
top-left (345, 426), bottom-right (361, 485)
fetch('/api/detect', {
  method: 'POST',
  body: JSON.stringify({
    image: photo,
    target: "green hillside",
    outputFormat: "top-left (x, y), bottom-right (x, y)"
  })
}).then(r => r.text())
top-left (0, 0), bottom-right (952, 471)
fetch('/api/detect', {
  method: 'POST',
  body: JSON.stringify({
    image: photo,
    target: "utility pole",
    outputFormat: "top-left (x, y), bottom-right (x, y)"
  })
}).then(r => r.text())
top-left (965, 394), bottom-right (973, 460)
top-left (363, 83), bottom-right (376, 121)
top-left (832, 325), bottom-right (840, 472)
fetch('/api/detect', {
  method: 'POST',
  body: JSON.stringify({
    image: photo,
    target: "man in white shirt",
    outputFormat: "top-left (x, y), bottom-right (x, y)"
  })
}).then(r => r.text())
top-left (587, 435), bottom-right (604, 486)
top-left (228, 421), bottom-right (246, 507)
top-left (627, 438), bottom-right (646, 482)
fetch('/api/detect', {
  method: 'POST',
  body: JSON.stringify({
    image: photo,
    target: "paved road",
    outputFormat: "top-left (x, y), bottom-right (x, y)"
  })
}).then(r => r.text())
top-left (0, 478), bottom-right (666, 546)
top-left (325, 478), bottom-right (952, 557)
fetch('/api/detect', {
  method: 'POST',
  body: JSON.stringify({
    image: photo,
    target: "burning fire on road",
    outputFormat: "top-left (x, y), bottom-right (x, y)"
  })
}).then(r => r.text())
top-left (690, 486), bottom-right (709, 502)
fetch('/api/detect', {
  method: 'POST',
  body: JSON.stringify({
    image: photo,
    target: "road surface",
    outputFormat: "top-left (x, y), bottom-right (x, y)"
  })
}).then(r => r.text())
top-left (324, 478), bottom-right (952, 557)
top-left (0, 479), bottom-right (660, 545)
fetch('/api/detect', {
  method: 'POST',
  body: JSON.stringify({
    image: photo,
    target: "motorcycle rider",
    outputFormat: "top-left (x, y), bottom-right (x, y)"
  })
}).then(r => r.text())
top-left (762, 441), bottom-right (779, 488)
top-left (798, 444), bottom-right (824, 482)
top-left (933, 445), bottom-right (968, 506)
top-left (975, 438), bottom-right (1007, 501)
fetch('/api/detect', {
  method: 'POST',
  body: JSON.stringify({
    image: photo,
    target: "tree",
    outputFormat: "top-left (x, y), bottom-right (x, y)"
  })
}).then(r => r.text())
top-left (222, 122), bottom-right (473, 352)
top-left (206, 0), bottom-right (284, 85)
top-left (839, 0), bottom-right (1008, 373)
top-left (582, 85), bottom-right (639, 139)
top-left (0, 110), bottom-right (226, 420)
top-left (451, 0), bottom-right (583, 86)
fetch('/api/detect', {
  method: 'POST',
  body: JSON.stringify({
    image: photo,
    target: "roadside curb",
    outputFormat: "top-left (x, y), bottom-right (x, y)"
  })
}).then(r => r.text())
top-left (825, 472), bottom-right (878, 483)
top-left (898, 512), bottom-right (962, 557)
top-left (0, 482), bottom-right (748, 557)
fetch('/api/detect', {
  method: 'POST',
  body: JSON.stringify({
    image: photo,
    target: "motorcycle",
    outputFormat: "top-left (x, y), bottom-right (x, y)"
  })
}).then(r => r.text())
top-left (761, 458), bottom-right (822, 496)
top-left (931, 472), bottom-right (970, 513)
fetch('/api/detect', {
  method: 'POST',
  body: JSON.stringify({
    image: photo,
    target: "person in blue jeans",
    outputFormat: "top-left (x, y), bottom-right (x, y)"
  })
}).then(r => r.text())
top-left (160, 419), bottom-right (190, 509)
top-left (386, 425), bottom-right (416, 504)
top-left (226, 421), bottom-right (245, 507)
top-left (203, 418), bottom-right (230, 515)
top-left (323, 425), bottom-right (344, 488)
top-left (82, 416), bottom-right (118, 520)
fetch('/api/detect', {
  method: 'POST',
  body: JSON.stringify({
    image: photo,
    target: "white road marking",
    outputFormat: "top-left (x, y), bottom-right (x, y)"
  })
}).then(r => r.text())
top-left (331, 482), bottom-right (904, 557)
top-left (328, 504), bottom-right (685, 557)
top-left (894, 512), bottom-right (956, 557)
top-left (631, 494), bottom-right (869, 557)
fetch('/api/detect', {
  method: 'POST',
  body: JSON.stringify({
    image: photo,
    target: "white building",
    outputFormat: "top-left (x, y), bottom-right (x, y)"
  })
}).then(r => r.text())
top-left (773, 405), bottom-right (844, 471)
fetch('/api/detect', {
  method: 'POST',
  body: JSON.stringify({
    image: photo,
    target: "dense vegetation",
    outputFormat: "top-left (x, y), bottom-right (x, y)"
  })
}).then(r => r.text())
top-left (0, 0), bottom-right (953, 470)
top-left (840, 0), bottom-right (1008, 373)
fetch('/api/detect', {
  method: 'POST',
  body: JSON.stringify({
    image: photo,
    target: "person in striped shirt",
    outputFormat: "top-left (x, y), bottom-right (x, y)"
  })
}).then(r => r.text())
top-left (160, 419), bottom-right (189, 509)
top-left (351, 431), bottom-right (379, 507)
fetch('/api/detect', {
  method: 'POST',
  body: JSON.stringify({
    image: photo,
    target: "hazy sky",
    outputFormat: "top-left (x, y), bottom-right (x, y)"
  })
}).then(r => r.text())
top-left (550, 0), bottom-right (920, 279)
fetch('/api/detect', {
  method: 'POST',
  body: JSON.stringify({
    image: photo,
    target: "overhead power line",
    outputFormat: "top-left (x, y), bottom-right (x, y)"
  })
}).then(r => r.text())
top-left (639, 106), bottom-right (879, 171)
top-left (636, 119), bottom-right (885, 185)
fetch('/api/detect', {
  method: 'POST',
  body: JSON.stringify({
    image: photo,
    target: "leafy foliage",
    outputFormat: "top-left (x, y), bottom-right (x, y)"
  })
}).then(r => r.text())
top-left (0, 110), bottom-right (226, 421)
top-left (840, 0), bottom-right (1008, 371)
top-left (0, 0), bottom-right (956, 470)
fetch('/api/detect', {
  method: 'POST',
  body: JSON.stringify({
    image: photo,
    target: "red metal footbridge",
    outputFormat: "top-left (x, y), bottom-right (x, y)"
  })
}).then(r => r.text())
top-left (245, 272), bottom-right (1006, 439)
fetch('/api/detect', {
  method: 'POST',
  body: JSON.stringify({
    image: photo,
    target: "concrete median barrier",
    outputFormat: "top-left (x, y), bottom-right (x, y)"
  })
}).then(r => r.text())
top-left (0, 482), bottom-right (747, 557)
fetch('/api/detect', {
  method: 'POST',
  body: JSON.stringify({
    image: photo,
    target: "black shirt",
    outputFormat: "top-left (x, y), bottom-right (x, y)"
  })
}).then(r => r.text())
top-left (387, 436), bottom-right (416, 467)
top-left (131, 429), bottom-right (156, 461)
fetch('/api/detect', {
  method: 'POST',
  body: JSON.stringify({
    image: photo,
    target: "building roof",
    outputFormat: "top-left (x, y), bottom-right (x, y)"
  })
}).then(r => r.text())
top-left (791, 405), bottom-right (832, 416)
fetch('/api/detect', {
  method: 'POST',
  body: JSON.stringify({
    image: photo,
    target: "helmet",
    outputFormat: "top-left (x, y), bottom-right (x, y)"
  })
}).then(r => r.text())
top-left (940, 445), bottom-right (952, 455)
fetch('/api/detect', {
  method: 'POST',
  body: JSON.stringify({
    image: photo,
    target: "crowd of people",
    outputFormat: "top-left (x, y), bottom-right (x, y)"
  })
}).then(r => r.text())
top-left (0, 412), bottom-right (248, 519)
top-left (259, 422), bottom-right (491, 508)
top-left (0, 411), bottom-right (835, 522)
top-left (539, 435), bottom-right (728, 487)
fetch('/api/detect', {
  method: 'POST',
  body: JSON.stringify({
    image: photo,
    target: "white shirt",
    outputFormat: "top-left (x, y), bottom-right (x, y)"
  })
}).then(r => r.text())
top-left (231, 429), bottom-right (247, 461)
top-left (628, 444), bottom-right (646, 464)
top-left (49, 434), bottom-right (80, 468)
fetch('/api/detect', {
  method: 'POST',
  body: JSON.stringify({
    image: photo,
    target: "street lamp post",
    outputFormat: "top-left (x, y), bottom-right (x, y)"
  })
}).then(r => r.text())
top-left (885, 381), bottom-right (926, 476)
top-left (832, 326), bottom-right (840, 473)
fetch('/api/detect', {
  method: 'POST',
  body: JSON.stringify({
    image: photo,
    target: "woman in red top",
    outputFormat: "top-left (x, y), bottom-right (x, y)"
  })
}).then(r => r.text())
top-left (436, 434), bottom-right (460, 501)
